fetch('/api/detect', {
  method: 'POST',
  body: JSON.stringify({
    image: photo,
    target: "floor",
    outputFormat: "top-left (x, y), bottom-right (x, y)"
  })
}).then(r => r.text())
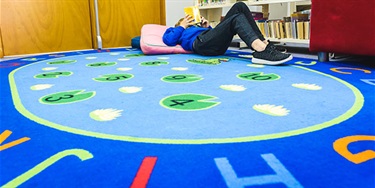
top-left (0, 46), bottom-right (316, 61)
top-left (1, 46), bottom-right (374, 67)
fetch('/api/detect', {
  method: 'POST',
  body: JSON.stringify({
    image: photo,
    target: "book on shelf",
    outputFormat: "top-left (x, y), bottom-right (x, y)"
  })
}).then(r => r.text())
top-left (296, 21), bottom-right (304, 39)
top-left (279, 21), bottom-right (285, 39)
top-left (291, 13), bottom-right (309, 22)
top-left (255, 19), bottom-right (266, 37)
top-left (291, 20), bottom-right (297, 39)
top-left (268, 20), bottom-right (276, 38)
top-left (252, 12), bottom-right (265, 21)
top-left (289, 12), bottom-right (309, 40)
top-left (284, 22), bottom-right (291, 38)
top-left (251, 9), bottom-right (311, 42)
top-left (184, 6), bottom-right (201, 24)
top-left (283, 17), bottom-right (293, 38)
top-left (303, 21), bottom-right (310, 39)
top-left (196, 0), bottom-right (229, 7)
top-left (255, 18), bottom-right (310, 40)
top-left (264, 20), bottom-right (269, 38)
top-left (283, 17), bottom-right (292, 39)
top-left (275, 20), bottom-right (280, 39)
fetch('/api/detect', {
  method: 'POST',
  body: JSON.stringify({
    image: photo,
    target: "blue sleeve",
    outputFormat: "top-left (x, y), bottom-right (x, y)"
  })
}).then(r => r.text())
top-left (162, 26), bottom-right (185, 46)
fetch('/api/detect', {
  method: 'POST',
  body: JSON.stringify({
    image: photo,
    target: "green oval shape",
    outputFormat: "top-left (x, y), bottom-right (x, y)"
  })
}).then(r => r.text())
top-left (35, 71), bottom-right (72, 79)
top-left (93, 73), bottom-right (134, 82)
top-left (140, 61), bottom-right (169, 66)
top-left (40, 90), bottom-right (95, 105)
top-left (47, 60), bottom-right (77, 65)
top-left (162, 74), bottom-right (203, 83)
top-left (237, 72), bottom-right (280, 81)
top-left (87, 62), bottom-right (117, 67)
top-left (160, 93), bottom-right (220, 111)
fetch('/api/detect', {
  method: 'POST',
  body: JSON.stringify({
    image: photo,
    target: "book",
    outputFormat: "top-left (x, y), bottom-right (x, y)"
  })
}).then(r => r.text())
top-left (285, 22), bottom-right (292, 38)
top-left (275, 20), bottom-right (280, 39)
top-left (256, 20), bottom-right (266, 37)
top-left (291, 20), bottom-right (297, 39)
top-left (264, 20), bottom-right (270, 38)
top-left (297, 21), bottom-right (304, 39)
top-left (279, 21), bottom-right (285, 38)
top-left (291, 13), bottom-right (309, 22)
top-left (269, 21), bottom-right (275, 38)
top-left (304, 21), bottom-right (310, 39)
top-left (283, 17), bottom-right (292, 38)
top-left (184, 6), bottom-right (201, 24)
top-left (251, 12), bottom-right (264, 21)
top-left (267, 19), bottom-right (282, 39)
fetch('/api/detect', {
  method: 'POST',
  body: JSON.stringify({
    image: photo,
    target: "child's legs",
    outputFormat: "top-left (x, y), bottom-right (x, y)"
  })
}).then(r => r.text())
top-left (194, 13), bottom-right (260, 56)
top-left (222, 2), bottom-right (265, 41)
top-left (193, 18), bottom-right (236, 56)
top-left (193, 28), bottom-right (233, 56)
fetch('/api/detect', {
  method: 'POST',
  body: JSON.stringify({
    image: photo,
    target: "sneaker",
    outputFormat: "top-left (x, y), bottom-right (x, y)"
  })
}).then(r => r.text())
top-left (268, 43), bottom-right (287, 53)
top-left (248, 42), bottom-right (287, 53)
top-left (252, 44), bottom-right (293, 65)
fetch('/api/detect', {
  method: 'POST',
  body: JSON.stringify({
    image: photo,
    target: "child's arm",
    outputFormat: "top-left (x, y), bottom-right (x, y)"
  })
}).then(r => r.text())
top-left (162, 26), bottom-right (185, 46)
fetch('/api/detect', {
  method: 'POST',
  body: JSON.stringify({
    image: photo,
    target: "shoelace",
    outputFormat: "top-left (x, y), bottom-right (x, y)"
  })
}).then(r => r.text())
top-left (269, 43), bottom-right (287, 53)
top-left (267, 45), bottom-right (280, 55)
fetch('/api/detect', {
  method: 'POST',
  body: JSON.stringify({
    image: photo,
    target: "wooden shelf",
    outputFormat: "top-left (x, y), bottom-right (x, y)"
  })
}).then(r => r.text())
top-left (197, 0), bottom-right (310, 8)
top-left (246, 0), bottom-right (310, 5)
top-left (198, 3), bottom-right (234, 9)
top-left (268, 38), bottom-right (309, 48)
top-left (269, 38), bottom-right (309, 44)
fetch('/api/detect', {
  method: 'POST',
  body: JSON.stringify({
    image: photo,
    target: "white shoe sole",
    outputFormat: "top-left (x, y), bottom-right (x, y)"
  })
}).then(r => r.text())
top-left (252, 55), bottom-right (293, 65)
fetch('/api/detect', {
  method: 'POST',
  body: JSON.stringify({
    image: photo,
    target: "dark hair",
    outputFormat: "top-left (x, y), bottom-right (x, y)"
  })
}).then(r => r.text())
top-left (175, 18), bottom-right (184, 27)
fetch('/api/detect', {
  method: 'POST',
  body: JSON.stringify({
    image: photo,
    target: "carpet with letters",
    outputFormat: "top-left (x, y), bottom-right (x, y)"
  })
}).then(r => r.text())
top-left (1, 48), bottom-right (374, 188)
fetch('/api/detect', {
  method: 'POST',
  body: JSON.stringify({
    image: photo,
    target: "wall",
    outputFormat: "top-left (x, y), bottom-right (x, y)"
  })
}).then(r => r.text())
top-left (268, 3), bottom-right (289, 19)
top-left (1, 0), bottom-right (93, 56)
top-left (92, 0), bottom-right (166, 48)
top-left (165, 0), bottom-right (194, 27)
top-left (1, 0), bottom-right (165, 56)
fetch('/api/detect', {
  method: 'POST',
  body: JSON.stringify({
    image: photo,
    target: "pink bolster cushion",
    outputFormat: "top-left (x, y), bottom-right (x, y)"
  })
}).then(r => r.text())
top-left (140, 24), bottom-right (192, 55)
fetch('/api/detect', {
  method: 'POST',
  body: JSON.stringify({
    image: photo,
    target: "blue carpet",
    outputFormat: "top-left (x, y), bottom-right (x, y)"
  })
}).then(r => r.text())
top-left (1, 48), bottom-right (374, 188)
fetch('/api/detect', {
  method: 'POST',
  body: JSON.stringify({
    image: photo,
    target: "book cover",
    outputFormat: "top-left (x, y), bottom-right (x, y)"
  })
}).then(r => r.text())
top-left (304, 21), bottom-right (310, 39)
top-left (285, 22), bottom-right (292, 38)
top-left (273, 21), bottom-right (279, 39)
top-left (297, 21), bottom-right (304, 39)
top-left (259, 22), bottom-right (265, 37)
top-left (269, 21), bottom-right (275, 38)
top-left (279, 22), bottom-right (285, 39)
top-left (184, 6), bottom-right (201, 24)
top-left (251, 12), bottom-right (264, 21)
top-left (291, 13), bottom-right (309, 22)
top-left (291, 20), bottom-right (297, 39)
top-left (264, 21), bottom-right (270, 38)
top-left (256, 20), bottom-right (266, 37)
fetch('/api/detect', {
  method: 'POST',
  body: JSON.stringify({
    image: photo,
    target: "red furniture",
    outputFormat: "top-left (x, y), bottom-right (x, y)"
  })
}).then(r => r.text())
top-left (309, 0), bottom-right (375, 61)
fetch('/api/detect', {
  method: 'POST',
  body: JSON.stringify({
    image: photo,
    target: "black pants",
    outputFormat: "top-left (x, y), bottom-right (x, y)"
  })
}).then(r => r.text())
top-left (193, 2), bottom-right (265, 56)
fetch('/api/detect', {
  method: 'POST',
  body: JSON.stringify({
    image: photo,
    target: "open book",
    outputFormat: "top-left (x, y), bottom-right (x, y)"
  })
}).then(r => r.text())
top-left (184, 6), bottom-right (201, 24)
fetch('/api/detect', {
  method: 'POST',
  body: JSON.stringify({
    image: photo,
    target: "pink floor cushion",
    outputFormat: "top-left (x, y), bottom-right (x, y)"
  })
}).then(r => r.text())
top-left (140, 24), bottom-right (192, 55)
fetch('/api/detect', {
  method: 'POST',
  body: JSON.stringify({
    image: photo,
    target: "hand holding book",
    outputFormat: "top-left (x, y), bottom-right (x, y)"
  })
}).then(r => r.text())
top-left (178, 15), bottom-right (196, 29)
top-left (184, 6), bottom-right (202, 24)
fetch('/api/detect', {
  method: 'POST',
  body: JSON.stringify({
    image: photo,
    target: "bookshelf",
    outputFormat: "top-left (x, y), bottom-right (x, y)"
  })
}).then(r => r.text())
top-left (196, 0), bottom-right (311, 47)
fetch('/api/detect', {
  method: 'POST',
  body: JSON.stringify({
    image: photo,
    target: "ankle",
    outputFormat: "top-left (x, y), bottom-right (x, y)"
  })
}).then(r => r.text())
top-left (251, 40), bottom-right (267, 52)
